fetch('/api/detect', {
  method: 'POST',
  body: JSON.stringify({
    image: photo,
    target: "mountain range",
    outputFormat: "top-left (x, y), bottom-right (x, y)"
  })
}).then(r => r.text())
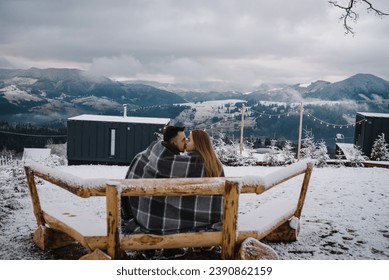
top-left (0, 67), bottom-right (388, 125)
top-left (172, 74), bottom-right (389, 103)
top-left (0, 68), bottom-right (185, 123)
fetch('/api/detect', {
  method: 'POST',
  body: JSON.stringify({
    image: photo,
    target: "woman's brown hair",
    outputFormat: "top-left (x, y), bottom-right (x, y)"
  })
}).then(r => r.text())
top-left (191, 130), bottom-right (223, 177)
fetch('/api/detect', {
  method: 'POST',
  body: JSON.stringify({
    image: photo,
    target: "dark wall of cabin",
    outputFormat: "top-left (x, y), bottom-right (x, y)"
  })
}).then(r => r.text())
top-left (354, 114), bottom-right (389, 157)
top-left (67, 120), bottom-right (164, 165)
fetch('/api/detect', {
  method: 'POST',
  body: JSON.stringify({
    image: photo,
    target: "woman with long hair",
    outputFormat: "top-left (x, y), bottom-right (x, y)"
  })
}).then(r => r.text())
top-left (186, 129), bottom-right (224, 177)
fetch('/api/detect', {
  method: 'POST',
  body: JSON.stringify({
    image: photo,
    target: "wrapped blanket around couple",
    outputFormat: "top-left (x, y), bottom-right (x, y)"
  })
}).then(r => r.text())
top-left (121, 140), bottom-right (223, 235)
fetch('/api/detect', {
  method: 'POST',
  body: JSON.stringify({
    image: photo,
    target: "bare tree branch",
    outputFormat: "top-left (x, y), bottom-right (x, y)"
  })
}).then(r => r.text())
top-left (329, 0), bottom-right (389, 35)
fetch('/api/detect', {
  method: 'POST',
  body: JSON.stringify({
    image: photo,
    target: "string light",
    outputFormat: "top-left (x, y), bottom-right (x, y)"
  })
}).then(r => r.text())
top-left (304, 112), bottom-right (365, 128)
top-left (249, 106), bottom-right (362, 129)
top-left (185, 102), bottom-right (368, 132)
top-left (249, 106), bottom-right (299, 119)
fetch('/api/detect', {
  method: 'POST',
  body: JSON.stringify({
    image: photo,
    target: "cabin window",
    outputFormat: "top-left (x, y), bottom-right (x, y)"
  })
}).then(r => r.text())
top-left (110, 129), bottom-right (116, 156)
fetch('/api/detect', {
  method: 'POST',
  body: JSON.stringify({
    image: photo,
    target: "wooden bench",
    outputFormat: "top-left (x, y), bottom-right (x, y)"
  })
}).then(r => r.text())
top-left (24, 159), bottom-right (313, 260)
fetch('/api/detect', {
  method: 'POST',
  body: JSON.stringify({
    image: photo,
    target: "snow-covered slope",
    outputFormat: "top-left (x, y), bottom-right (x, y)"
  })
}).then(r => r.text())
top-left (0, 85), bottom-right (42, 104)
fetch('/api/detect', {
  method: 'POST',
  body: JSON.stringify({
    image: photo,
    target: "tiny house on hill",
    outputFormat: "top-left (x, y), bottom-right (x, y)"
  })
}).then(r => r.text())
top-left (354, 112), bottom-right (389, 157)
top-left (67, 114), bottom-right (170, 165)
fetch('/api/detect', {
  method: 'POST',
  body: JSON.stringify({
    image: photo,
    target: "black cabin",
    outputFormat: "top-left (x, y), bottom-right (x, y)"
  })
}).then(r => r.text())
top-left (67, 114), bottom-right (170, 165)
top-left (354, 112), bottom-right (389, 158)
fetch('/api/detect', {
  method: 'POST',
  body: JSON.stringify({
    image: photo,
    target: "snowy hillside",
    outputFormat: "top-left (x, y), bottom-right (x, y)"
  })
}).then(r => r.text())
top-left (0, 67), bottom-right (186, 124)
top-left (174, 99), bottom-right (249, 130)
top-left (303, 74), bottom-right (389, 101)
top-left (0, 85), bottom-right (42, 104)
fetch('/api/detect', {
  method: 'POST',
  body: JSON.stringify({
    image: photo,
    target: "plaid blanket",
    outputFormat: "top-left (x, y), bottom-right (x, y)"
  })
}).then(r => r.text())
top-left (121, 140), bottom-right (224, 235)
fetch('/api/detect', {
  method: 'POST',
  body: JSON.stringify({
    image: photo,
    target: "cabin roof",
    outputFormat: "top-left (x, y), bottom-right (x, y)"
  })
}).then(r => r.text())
top-left (357, 112), bottom-right (389, 119)
top-left (68, 114), bottom-right (171, 125)
top-left (336, 143), bottom-right (355, 160)
top-left (22, 148), bottom-right (51, 162)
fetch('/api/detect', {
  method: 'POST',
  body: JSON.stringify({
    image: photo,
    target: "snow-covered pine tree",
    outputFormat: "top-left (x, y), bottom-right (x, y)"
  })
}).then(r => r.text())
top-left (0, 155), bottom-right (28, 227)
top-left (0, 148), bottom-right (15, 165)
top-left (264, 139), bottom-right (281, 166)
top-left (349, 145), bottom-right (366, 167)
top-left (212, 133), bottom-right (257, 166)
top-left (212, 133), bottom-right (238, 166)
top-left (239, 138), bottom-right (258, 166)
top-left (280, 140), bottom-right (296, 165)
top-left (370, 133), bottom-right (389, 161)
top-left (45, 139), bottom-right (68, 166)
top-left (314, 139), bottom-right (330, 167)
top-left (300, 129), bottom-right (316, 159)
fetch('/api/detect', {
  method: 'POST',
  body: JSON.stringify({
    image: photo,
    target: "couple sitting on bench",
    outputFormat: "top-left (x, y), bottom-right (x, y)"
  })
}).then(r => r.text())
top-left (121, 126), bottom-right (225, 236)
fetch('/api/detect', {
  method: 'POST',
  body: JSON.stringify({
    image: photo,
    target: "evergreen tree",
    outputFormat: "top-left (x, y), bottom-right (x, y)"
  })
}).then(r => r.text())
top-left (264, 139), bottom-right (281, 166)
top-left (0, 155), bottom-right (28, 226)
top-left (280, 140), bottom-right (296, 165)
top-left (349, 145), bottom-right (366, 167)
top-left (314, 140), bottom-right (330, 167)
top-left (212, 133), bottom-right (257, 166)
top-left (301, 129), bottom-right (316, 159)
top-left (212, 133), bottom-right (238, 166)
top-left (370, 133), bottom-right (389, 161)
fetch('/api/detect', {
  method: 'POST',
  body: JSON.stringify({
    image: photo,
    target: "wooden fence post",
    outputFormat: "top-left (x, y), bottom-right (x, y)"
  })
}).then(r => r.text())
top-left (106, 184), bottom-right (120, 259)
top-left (24, 167), bottom-right (45, 226)
top-left (221, 180), bottom-right (240, 260)
top-left (294, 163), bottom-right (313, 218)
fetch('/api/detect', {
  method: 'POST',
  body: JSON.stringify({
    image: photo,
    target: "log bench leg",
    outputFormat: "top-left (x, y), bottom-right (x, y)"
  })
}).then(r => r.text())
top-left (221, 181), bottom-right (240, 260)
top-left (33, 225), bottom-right (75, 250)
top-left (264, 217), bottom-right (300, 242)
top-left (238, 238), bottom-right (279, 260)
top-left (79, 248), bottom-right (112, 260)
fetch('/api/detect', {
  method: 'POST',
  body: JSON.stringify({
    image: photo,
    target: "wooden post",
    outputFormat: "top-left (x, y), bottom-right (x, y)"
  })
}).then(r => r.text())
top-left (294, 162), bottom-right (313, 218)
top-left (106, 184), bottom-right (120, 259)
top-left (25, 167), bottom-right (75, 250)
top-left (240, 103), bottom-right (245, 155)
top-left (221, 180), bottom-right (240, 260)
top-left (297, 102), bottom-right (304, 161)
top-left (24, 167), bottom-right (45, 226)
top-left (80, 248), bottom-right (111, 260)
top-left (33, 226), bottom-right (75, 250)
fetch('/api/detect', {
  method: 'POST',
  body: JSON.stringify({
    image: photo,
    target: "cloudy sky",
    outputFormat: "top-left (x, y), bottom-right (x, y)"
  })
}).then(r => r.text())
top-left (1, 0), bottom-right (389, 91)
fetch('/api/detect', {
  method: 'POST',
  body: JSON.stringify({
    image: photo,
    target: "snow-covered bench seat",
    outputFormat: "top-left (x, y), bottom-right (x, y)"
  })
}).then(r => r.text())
top-left (24, 159), bottom-right (313, 260)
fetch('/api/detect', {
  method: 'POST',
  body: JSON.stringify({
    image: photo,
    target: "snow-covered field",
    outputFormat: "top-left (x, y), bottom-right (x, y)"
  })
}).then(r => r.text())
top-left (0, 162), bottom-right (388, 260)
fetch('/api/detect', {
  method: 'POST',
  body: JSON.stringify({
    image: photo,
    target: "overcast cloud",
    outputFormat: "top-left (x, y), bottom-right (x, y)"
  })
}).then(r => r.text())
top-left (1, 0), bottom-right (389, 91)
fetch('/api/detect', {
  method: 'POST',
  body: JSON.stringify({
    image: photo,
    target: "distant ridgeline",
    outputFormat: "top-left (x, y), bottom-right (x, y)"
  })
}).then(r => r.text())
top-left (1, 68), bottom-right (389, 155)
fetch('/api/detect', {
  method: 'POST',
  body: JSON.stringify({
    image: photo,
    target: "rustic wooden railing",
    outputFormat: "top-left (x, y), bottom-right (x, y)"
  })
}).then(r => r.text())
top-left (24, 159), bottom-right (313, 260)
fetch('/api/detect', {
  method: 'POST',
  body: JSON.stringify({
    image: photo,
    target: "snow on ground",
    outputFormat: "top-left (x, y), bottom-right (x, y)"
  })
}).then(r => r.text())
top-left (0, 163), bottom-right (388, 260)
top-left (228, 165), bottom-right (389, 259)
